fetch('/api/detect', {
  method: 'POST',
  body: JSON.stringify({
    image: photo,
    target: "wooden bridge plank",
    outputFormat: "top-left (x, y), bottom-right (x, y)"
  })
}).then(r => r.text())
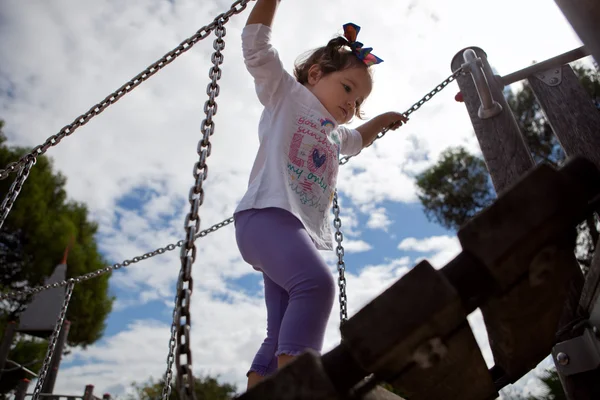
top-left (391, 322), bottom-right (497, 400)
top-left (340, 261), bottom-right (465, 377)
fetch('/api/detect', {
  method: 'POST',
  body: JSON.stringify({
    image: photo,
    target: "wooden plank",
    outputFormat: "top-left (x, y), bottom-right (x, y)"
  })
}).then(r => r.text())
top-left (555, 0), bottom-right (600, 64)
top-left (480, 238), bottom-right (582, 382)
top-left (528, 64), bottom-right (600, 172)
top-left (458, 162), bottom-right (590, 291)
top-left (390, 322), bottom-right (497, 400)
top-left (340, 261), bottom-right (466, 378)
top-left (237, 350), bottom-right (339, 400)
top-left (450, 47), bottom-right (535, 195)
top-left (362, 386), bottom-right (406, 400)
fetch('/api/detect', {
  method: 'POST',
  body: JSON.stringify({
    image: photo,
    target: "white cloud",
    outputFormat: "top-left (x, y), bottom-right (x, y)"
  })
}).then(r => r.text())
top-left (361, 205), bottom-right (393, 231)
top-left (1, 0), bottom-right (585, 397)
top-left (342, 239), bottom-right (373, 253)
top-left (398, 235), bottom-right (462, 268)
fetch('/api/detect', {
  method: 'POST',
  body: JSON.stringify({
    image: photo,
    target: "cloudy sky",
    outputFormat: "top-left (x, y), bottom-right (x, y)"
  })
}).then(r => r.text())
top-left (0, 0), bottom-right (590, 398)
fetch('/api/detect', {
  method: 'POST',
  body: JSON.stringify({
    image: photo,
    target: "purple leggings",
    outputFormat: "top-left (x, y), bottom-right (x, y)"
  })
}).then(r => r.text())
top-left (234, 207), bottom-right (335, 377)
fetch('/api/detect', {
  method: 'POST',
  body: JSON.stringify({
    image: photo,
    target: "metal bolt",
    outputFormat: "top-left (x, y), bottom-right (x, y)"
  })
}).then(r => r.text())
top-left (556, 352), bottom-right (570, 366)
top-left (550, 78), bottom-right (559, 85)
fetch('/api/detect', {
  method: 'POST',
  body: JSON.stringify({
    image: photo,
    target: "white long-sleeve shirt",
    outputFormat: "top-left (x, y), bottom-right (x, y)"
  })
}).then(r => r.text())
top-left (234, 24), bottom-right (363, 250)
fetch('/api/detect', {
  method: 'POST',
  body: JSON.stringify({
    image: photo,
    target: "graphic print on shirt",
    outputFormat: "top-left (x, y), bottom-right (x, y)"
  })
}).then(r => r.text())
top-left (287, 115), bottom-right (340, 213)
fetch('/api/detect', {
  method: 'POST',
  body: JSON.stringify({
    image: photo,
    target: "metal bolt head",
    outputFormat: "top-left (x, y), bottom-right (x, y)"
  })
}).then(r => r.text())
top-left (557, 352), bottom-right (570, 366)
top-left (550, 78), bottom-right (559, 85)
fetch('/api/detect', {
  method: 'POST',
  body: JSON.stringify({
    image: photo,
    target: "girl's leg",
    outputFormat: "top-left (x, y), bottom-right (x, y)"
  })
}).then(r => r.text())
top-left (247, 274), bottom-right (288, 389)
top-left (236, 209), bottom-right (288, 387)
top-left (235, 207), bottom-right (336, 366)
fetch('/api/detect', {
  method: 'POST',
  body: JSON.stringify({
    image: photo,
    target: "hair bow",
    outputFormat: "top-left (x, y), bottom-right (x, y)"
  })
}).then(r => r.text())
top-left (343, 23), bottom-right (383, 66)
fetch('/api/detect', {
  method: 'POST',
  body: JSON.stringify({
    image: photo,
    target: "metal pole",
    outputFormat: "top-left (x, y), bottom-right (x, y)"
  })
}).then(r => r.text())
top-left (501, 46), bottom-right (590, 86)
top-left (0, 321), bottom-right (17, 379)
top-left (6, 359), bottom-right (39, 378)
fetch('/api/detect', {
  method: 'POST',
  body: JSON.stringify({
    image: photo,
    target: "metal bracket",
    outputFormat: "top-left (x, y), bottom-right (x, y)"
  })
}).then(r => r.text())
top-left (461, 49), bottom-right (503, 119)
top-left (534, 68), bottom-right (562, 86)
top-left (552, 327), bottom-right (600, 376)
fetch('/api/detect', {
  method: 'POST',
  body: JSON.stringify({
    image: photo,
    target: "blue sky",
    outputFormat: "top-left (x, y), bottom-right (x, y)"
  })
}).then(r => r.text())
top-left (0, 0), bottom-right (589, 397)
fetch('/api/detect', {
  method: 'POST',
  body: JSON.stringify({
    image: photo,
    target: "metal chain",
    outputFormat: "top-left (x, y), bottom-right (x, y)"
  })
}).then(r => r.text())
top-left (0, 0), bottom-right (252, 181)
top-left (0, 158), bottom-right (35, 229)
top-left (0, 67), bottom-right (464, 304)
top-left (332, 190), bottom-right (348, 324)
top-left (0, 217), bottom-right (234, 301)
top-left (339, 67), bottom-right (465, 166)
top-left (162, 19), bottom-right (226, 400)
top-left (32, 282), bottom-right (74, 400)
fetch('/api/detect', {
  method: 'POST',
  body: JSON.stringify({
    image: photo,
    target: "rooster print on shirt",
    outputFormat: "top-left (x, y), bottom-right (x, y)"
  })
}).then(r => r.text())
top-left (287, 114), bottom-right (340, 214)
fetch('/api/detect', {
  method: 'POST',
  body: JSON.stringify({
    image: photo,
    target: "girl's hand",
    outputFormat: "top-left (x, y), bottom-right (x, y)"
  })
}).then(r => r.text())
top-left (385, 111), bottom-right (408, 130)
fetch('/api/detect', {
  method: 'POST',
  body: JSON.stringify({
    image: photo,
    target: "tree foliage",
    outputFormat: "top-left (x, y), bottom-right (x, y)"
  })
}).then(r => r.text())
top-left (0, 120), bottom-right (114, 390)
top-left (128, 376), bottom-right (237, 400)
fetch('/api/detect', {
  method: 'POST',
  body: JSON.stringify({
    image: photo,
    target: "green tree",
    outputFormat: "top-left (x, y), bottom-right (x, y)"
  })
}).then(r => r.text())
top-left (128, 376), bottom-right (237, 400)
top-left (0, 120), bottom-right (114, 392)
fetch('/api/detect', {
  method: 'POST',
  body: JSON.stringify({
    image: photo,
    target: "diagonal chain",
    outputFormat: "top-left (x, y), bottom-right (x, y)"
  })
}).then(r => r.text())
top-left (0, 0), bottom-right (253, 181)
top-left (338, 67), bottom-right (464, 166)
top-left (0, 158), bottom-right (35, 229)
top-left (0, 217), bottom-right (234, 301)
top-left (0, 67), bottom-right (464, 301)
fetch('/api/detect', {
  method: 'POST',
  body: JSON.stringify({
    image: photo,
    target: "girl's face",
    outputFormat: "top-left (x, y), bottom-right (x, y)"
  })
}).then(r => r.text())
top-left (305, 64), bottom-right (372, 125)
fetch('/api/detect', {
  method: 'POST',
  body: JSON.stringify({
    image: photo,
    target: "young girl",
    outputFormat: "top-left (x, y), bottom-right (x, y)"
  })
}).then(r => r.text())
top-left (234, 0), bottom-right (407, 389)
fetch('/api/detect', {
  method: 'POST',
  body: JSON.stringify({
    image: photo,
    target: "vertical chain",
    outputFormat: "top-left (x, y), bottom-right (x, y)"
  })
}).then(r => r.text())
top-left (0, 157), bottom-right (35, 230)
top-left (162, 19), bottom-right (226, 400)
top-left (332, 190), bottom-right (348, 324)
top-left (32, 282), bottom-right (74, 400)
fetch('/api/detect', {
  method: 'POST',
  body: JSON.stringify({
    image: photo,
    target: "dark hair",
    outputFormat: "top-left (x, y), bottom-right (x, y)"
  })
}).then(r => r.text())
top-left (294, 36), bottom-right (372, 119)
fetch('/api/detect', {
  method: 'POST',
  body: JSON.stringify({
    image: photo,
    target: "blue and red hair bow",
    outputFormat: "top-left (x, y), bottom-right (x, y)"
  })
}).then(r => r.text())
top-left (343, 22), bottom-right (383, 66)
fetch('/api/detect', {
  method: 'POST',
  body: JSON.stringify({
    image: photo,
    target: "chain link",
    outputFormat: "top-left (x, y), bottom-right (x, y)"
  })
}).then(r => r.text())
top-left (0, 158), bottom-right (35, 229)
top-left (1, 61), bottom-right (463, 318)
top-left (162, 18), bottom-right (227, 400)
top-left (0, 217), bottom-right (234, 301)
top-left (0, 0), bottom-right (253, 181)
top-left (32, 282), bottom-right (74, 400)
top-left (331, 190), bottom-right (348, 324)
top-left (339, 68), bottom-right (464, 166)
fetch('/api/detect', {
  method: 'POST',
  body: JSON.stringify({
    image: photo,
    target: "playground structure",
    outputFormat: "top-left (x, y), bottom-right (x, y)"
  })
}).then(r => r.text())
top-left (0, 0), bottom-right (599, 399)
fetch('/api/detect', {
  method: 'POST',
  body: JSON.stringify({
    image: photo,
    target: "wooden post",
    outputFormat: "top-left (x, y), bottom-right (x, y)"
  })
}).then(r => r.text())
top-left (83, 385), bottom-right (95, 400)
top-left (527, 64), bottom-right (600, 172)
top-left (14, 379), bottom-right (31, 400)
top-left (451, 47), bottom-right (535, 195)
top-left (554, 0), bottom-right (600, 64)
top-left (527, 63), bottom-right (600, 400)
top-left (0, 321), bottom-right (17, 380)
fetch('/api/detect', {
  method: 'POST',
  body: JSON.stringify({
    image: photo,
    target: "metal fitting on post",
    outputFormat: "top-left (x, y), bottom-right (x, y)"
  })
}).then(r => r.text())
top-left (461, 49), bottom-right (503, 119)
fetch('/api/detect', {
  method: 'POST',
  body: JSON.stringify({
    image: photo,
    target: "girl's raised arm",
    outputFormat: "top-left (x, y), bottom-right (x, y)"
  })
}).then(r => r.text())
top-left (246, 0), bottom-right (281, 27)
